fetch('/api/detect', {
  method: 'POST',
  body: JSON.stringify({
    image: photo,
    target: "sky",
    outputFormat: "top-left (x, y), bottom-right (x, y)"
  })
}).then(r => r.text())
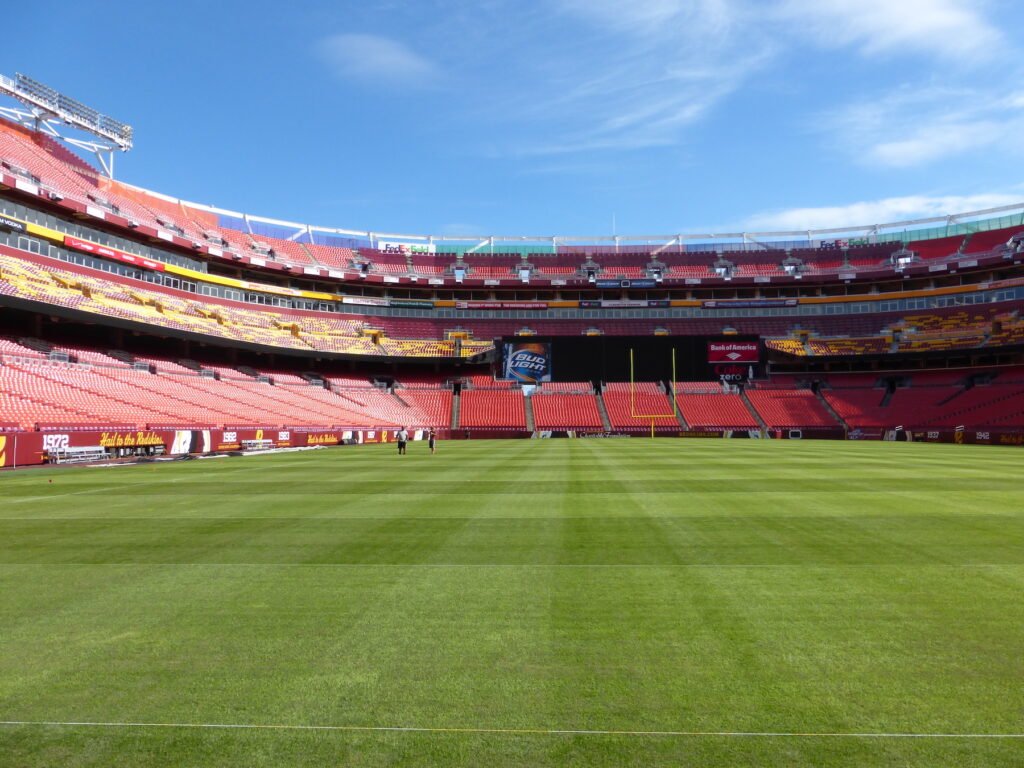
top-left (8, 0), bottom-right (1024, 240)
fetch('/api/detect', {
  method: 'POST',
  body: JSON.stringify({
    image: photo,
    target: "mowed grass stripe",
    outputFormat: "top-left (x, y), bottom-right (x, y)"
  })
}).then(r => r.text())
top-left (4, 719), bottom-right (1024, 738)
top-left (1, 515), bottom-right (1022, 565)
top-left (1, 439), bottom-right (1023, 767)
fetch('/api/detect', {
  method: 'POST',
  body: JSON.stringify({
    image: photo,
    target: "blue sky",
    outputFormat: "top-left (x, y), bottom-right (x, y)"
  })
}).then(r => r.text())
top-left (9, 0), bottom-right (1024, 238)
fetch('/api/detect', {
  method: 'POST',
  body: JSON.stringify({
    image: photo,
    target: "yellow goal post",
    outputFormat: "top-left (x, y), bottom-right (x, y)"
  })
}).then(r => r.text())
top-left (629, 348), bottom-right (680, 438)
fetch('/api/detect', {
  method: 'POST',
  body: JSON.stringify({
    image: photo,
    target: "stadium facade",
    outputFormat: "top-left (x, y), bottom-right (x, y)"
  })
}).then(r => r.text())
top-left (2, 76), bottom-right (1024, 466)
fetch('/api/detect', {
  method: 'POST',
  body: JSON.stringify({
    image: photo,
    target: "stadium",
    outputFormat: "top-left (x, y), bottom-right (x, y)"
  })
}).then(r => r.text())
top-left (1, 73), bottom-right (1022, 455)
top-left (2, 39), bottom-right (1023, 768)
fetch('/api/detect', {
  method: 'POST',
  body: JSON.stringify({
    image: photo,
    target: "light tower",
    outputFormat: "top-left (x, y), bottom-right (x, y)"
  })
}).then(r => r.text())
top-left (0, 72), bottom-right (132, 178)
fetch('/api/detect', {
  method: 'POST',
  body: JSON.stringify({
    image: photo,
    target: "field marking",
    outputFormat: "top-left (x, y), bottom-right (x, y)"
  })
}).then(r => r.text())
top-left (5, 465), bottom-right (290, 504)
top-left (0, 562), bottom-right (1019, 569)
top-left (2, 511), bottom-right (1021, 521)
top-left (1, 720), bottom-right (1022, 739)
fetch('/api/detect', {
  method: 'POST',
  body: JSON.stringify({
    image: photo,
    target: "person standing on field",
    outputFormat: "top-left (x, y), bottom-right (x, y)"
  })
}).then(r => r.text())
top-left (428, 428), bottom-right (437, 454)
top-left (396, 427), bottom-right (409, 455)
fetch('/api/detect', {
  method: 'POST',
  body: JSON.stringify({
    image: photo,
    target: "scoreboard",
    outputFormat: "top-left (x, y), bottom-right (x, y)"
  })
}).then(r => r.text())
top-left (497, 335), bottom-right (762, 383)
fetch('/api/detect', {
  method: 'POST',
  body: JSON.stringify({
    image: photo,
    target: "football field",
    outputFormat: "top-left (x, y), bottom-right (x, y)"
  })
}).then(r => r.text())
top-left (1, 438), bottom-right (1023, 767)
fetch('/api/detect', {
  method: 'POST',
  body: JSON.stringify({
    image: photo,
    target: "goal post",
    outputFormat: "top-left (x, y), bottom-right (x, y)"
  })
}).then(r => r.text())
top-left (629, 348), bottom-right (679, 438)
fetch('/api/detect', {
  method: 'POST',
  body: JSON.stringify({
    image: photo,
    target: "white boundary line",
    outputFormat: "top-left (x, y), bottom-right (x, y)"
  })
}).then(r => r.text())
top-left (1, 720), bottom-right (1022, 739)
top-left (1, 512), bottom-right (1020, 519)
top-left (0, 562), bottom-right (1018, 569)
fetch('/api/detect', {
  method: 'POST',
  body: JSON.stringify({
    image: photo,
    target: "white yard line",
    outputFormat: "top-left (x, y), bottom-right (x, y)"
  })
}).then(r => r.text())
top-left (0, 562), bottom-right (1018, 569)
top-left (0, 719), bottom-right (1021, 739)
top-left (6, 465), bottom-right (283, 504)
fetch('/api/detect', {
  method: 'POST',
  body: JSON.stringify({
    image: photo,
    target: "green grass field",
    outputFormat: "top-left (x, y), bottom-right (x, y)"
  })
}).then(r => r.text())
top-left (1, 438), bottom-right (1023, 767)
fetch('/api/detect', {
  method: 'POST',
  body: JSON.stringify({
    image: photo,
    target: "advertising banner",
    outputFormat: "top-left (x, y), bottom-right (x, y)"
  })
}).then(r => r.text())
top-left (342, 296), bottom-right (390, 307)
top-left (594, 279), bottom-right (658, 288)
top-left (456, 301), bottom-right (548, 310)
top-left (63, 236), bottom-right (166, 271)
top-left (703, 299), bottom-right (798, 309)
top-left (712, 363), bottom-right (756, 384)
top-left (0, 214), bottom-right (26, 233)
top-left (601, 299), bottom-right (648, 308)
top-left (820, 238), bottom-right (870, 249)
top-left (502, 342), bottom-right (553, 383)
top-left (0, 429), bottom-right (468, 468)
top-left (708, 341), bottom-right (760, 363)
top-left (378, 241), bottom-right (435, 254)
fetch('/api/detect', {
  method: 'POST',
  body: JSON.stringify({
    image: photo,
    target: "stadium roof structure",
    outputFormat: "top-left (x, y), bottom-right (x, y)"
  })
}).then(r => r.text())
top-left (0, 72), bottom-right (132, 178)
top-left (136, 179), bottom-right (1024, 257)
top-left (0, 73), bottom-right (1021, 256)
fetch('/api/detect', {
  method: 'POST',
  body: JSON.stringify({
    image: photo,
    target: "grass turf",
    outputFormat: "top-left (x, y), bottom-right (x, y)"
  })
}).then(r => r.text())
top-left (1, 438), bottom-right (1022, 766)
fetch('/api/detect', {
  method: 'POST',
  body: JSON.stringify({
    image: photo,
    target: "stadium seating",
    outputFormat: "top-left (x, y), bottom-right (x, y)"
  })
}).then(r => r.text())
top-left (674, 393), bottom-right (759, 429)
top-left (530, 393), bottom-right (604, 429)
top-left (3, 326), bottom-right (1024, 432)
top-left (459, 390), bottom-right (526, 428)
top-left (0, 252), bottom-right (479, 358)
top-left (395, 372), bottom-right (452, 389)
top-left (3, 113), bottom-right (1024, 440)
top-left (961, 226), bottom-right (1019, 255)
top-left (466, 374), bottom-right (518, 389)
top-left (321, 374), bottom-right (376, 389)
top-left (3, 114), bottom-right (1020, 290)
top-left (601, 383), bottom-right (680, 432)
top-left (399, 391), bottom-right (454, 427)
top-left (0, 337), bottom-right (46, 358)
top-left (907, 234), bottom-right (964, 260)
top-left (304, 243), bottom-right (356, 270)
top-left (0, 347), bottom-right (465, 430)
top-left (744, 389), bottom-right (838, 429)
top-left (808, 337), bottom-right (892, 356)
top-left (537, 381), bottom-right (593, 393)
top-left (5, 243), bottom-right (1024, 364)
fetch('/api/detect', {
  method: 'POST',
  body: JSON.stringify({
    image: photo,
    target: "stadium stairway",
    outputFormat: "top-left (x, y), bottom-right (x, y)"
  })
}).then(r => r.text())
top-left (104, 349), bottom-right (136, 366)
top-left (451, 390), bottom-right (460, 429)
top-left (740, 389), bottom-right (768, 432)
top-left (670, 390), bottom-right (689, 430)
top-left (594, 391), bottom-right (613, 431)
top-left (880, 384), bottom-right (896, 407)
top-left (17, 337), bottom-right (51, 356)
top-left (524, 395), bottom-right (536, 432)
top-left (814, 389), bottom-right (850, 430)
top-left (299, 243), bottom-right (320, 266)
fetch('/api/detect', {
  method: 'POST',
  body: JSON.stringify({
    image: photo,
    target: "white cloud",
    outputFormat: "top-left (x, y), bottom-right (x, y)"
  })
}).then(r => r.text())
top-left (868, 122), bottom-right (1002, 167)
top-left (513, 0), bottom-right (1001, 156)
top-left (506, 0), bottom-right (772, 154)
top-left (774, 0), bottom-right (1000, 60)
top-left (823, 86), bottom-right (1024, 168)
top-left (556, 0), bottom-right (734, 39)
top-left (316, 34), bottom-right (440, 87)
top-left (743, 193), bottom-right (1024, 232)
top-left (311, 1), bottom-right (1008, 166)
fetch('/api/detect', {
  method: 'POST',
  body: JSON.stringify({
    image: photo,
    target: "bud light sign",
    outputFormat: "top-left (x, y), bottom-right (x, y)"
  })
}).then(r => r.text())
top-left (503, 342), bottom-right (552, 383)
